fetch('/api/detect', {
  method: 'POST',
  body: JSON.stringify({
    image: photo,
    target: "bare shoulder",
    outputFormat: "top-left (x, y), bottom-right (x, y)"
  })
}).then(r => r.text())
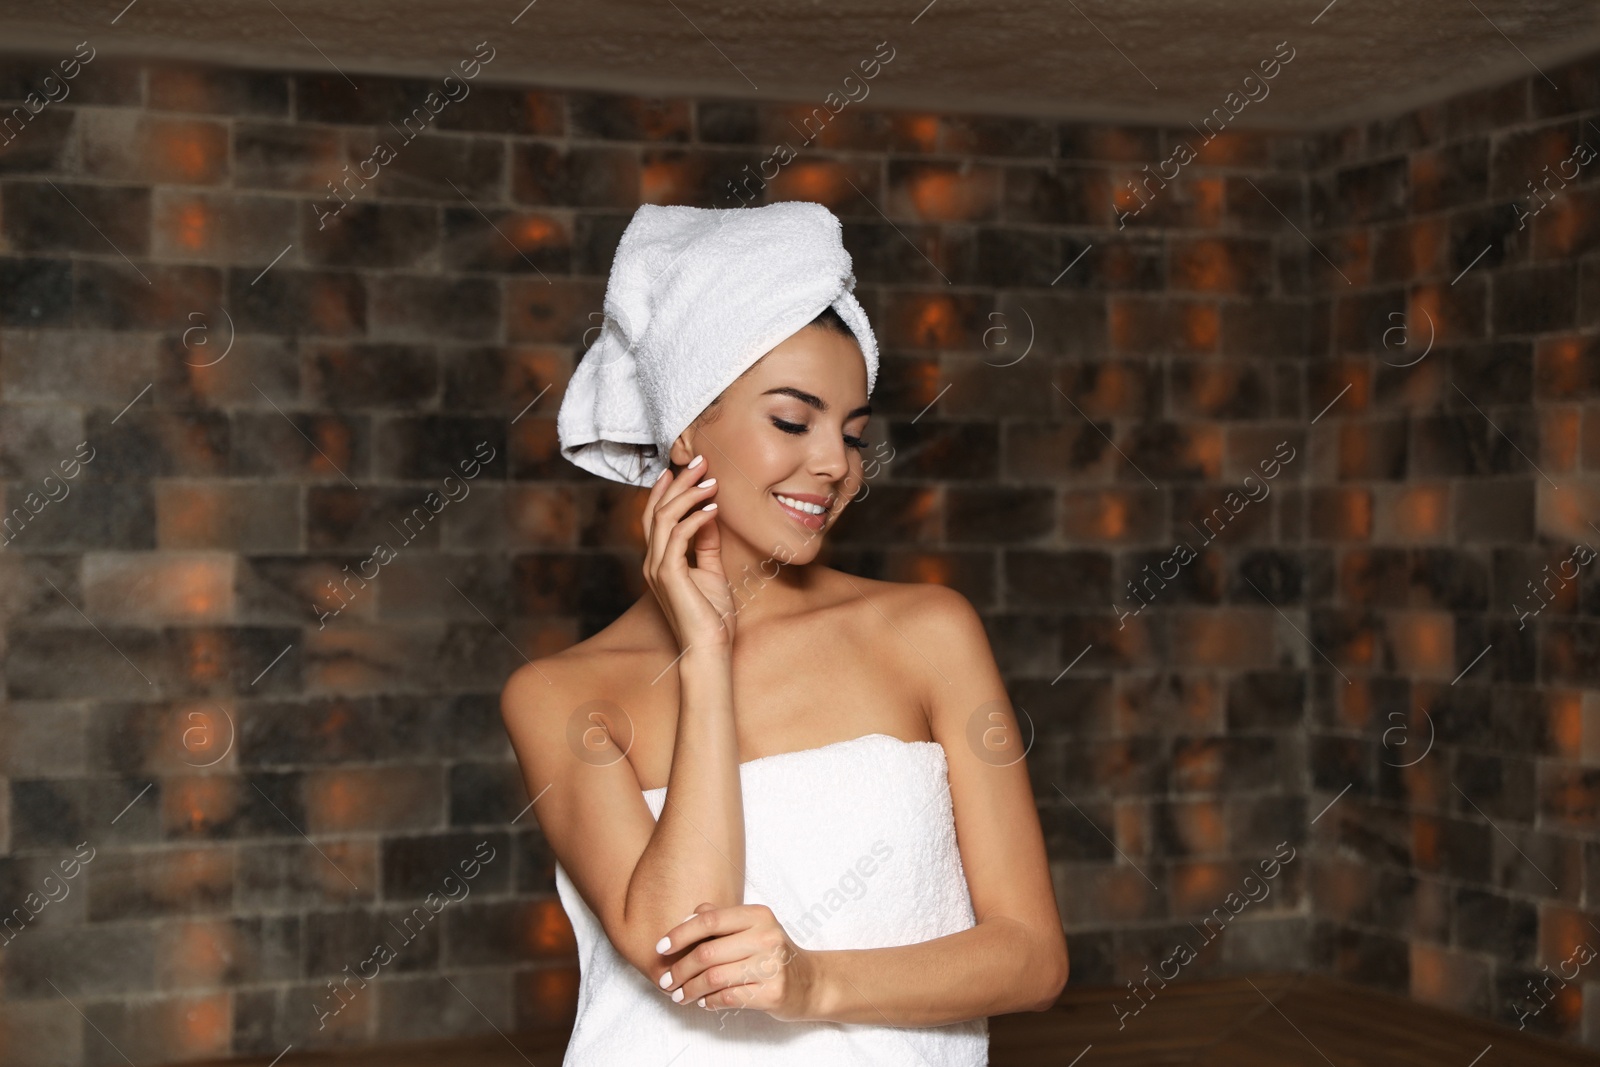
top-left (839, 574), bottom-right (982, 644)
top-left (498, 613), bottom-right (651, 739)
top-left (826, 572), bottom-right (991, 699)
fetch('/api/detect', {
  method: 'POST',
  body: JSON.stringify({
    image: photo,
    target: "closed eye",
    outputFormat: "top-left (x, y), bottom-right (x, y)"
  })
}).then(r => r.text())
top-left (772, 417), bottom-right (870, 452)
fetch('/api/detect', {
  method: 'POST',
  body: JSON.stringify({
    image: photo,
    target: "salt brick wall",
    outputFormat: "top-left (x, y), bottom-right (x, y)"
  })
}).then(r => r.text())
top-left (0, 41), bottom-right (1591, 1066)
top-left (1303, 67), bottom-right (1600, 1044)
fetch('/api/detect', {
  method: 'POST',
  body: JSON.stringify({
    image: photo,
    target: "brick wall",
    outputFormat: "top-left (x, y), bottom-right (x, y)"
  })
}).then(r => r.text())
top-left (1303, 65), bottom-right (1600, 1044)
top-left (0, 40), bottom-right (1593, 1066)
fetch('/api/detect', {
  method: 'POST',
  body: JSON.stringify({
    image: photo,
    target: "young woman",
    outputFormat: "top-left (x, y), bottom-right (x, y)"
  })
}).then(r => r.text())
top-left (500, 202), bottom-right (1067, 1065)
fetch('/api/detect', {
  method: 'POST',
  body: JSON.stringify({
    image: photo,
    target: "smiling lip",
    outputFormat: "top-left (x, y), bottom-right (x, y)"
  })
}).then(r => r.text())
top-left (773, 492), bottom-right (829, 531)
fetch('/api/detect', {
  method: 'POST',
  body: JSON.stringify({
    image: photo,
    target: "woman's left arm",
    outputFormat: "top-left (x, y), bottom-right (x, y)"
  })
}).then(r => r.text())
top-left (801, 584), bottom-right (1069, 1024)
top-left (656, 584), bottom-right (1069, 1024)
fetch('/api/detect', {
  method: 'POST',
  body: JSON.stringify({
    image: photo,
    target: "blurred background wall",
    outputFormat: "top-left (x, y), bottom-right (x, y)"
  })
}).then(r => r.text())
top-left (0, 33), bottom-right (1597, 1066)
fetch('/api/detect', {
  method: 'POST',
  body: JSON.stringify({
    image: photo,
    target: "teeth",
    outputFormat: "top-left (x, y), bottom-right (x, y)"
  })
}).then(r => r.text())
top-left (776, 494), bottom-right (826, 515)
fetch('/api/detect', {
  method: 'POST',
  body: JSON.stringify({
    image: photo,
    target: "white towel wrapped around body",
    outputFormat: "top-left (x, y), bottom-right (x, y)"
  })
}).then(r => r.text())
top-left (556, 200), bottom-right (881, 487)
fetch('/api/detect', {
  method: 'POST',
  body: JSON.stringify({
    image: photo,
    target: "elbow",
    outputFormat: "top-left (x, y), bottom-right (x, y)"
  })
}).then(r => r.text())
top-left (1030, 944), bottom-right (1069, 1012)
top-left (619, 922), bottom-right (679, 989)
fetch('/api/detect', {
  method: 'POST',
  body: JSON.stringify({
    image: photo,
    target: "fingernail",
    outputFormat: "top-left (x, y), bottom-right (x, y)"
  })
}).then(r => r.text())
top-left (703, 502), bottom-right (717, 511)
top-left (656, 936), bottom-right (671, 954)
top-left (687, 455), bottom-right (703, 469)
top-left (671, 988), bottom-right (684, 1003)
top-left (659, 971), bottom-right (673, 989)
top-left (681, 913), bottom-right (697, 923)
top-left (698, 997), bottom-right (706, 1008)
top-left (655, 468), bottom-right (667, 484)
top-left (697, 478), bottom-right (715, 488)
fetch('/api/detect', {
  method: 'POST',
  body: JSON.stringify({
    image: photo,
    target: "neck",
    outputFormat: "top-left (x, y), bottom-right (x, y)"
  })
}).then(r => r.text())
top-left (713, 535), bottom-right (823, 630)
top-left (633, 532), bottom-right (830, 646)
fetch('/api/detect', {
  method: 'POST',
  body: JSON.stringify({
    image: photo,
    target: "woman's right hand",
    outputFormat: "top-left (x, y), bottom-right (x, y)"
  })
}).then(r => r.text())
top-left (641, 455), bottom-right (735, 652)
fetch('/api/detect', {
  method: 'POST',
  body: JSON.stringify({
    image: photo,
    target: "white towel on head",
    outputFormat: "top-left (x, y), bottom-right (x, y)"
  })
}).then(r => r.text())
top-left (556, 200), bottom-right (880, 487)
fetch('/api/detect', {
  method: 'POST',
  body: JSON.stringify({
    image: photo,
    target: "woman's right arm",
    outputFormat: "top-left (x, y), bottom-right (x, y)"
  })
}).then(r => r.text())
top-left (500, 459), bottom-right (745, 985)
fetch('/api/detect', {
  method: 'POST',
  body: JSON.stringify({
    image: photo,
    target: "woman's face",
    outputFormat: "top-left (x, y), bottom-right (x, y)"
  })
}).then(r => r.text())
top-left (670, 323), bottom-right (872, 564)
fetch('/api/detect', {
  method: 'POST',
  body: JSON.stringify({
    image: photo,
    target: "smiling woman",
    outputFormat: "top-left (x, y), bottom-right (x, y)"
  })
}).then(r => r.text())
top-left (501, 200), bottom-right (1067, 1066)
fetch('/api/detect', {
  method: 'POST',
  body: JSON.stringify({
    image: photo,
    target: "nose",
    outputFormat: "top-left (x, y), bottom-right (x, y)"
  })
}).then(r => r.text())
top-left (808, 427), bottom-right (851, 486)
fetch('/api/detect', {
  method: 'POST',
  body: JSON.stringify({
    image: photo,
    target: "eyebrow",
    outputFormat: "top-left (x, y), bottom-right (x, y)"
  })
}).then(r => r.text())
top-left (761, 386), bottom-right (872, 419)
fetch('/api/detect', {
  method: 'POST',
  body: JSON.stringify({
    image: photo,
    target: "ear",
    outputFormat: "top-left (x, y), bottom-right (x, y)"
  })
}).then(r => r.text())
top-left (667, 430), bottom-right (696, 468)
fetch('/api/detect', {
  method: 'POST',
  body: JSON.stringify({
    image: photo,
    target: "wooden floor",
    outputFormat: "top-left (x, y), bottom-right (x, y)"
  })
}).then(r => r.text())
top-left (182, 974), bottom-right (1600, 1066)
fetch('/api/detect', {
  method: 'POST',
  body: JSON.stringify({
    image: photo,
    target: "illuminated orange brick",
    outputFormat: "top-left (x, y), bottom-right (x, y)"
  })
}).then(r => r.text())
top-left (84, 554), bottom-right (234, 622)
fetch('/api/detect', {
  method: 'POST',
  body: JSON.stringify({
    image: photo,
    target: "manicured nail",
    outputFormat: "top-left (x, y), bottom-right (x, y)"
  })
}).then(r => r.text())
top-left (659, 971), bottom-right (673, 989)
top-left (703, 502), bottom-right (717, 511)
top-left (687, 455), bottom-right (703, 469)
top-left (656, 935), bottom-right (671, 953)
top-left (681, 913), bottom-right (697, 923)
top-left (654, 468), bottom-right (667, 485)
top-left (697, 478), bottom-right (715, 488)
top-left (698, 997), bottom-right (706, 1008)
top-left (671, 988), bottom-right (684, 1003)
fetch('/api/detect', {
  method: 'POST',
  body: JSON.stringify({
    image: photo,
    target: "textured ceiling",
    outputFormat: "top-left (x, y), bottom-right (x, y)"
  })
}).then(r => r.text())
top-left (2, 0), bottom-right (1599, 128)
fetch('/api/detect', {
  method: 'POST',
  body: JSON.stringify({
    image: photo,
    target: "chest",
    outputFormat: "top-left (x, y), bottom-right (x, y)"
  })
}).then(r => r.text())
top-left (615, 620), bottom-right (930, 789)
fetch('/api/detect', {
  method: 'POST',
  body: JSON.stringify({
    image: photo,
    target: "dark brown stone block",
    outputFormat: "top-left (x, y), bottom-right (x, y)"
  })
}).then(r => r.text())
top-left (227, 409), bottom-right (366, 485)
top-left (375, 972), bottom-right (512, 1042)
top-left (1452, 887), bottom-right (1538, 963)
top-left (148, 63), bottom-right (289, 116)
top-left (884, 419), bottom-right (998, 481)
top-left (87, 846), bottom-right (234, 921)
top-left (305, 906), bottom-right (442, 976)
top-left (1411, 138), bottom-right (1489, 213)
top-left (380, 831), bottom-right (512, 901)
top-left (696, 99), bottom-right (758, 143)
top-left (1171, 238), bottom-right (1275, 295)
top-left (442, 898), bottom-right (573, 967)
top-left (0, 256), bottom-right (70, 324)
top-left (369, 276), bottom-right (500, 342)
top-left (72, 260), bottom-right (223, 330)
top-left (1311, 921), bottom-right (1410, 994)
top-left (0, 107), bottom-right (72, 173)
top-left (434, 85), bottom-right (564, 136)
top-left (509, 551), bottom-right (637, 620)
top-left (294, 73), bottom-right (437, 125)
top-left (234, 122), bottom-right (346, 192)
top-left (77, 409), bottom-right (230, 481)
top-left (361, 133), bottom-right (503, 202)
top-left (1492, 263), bottom-right (1578, 334)
top-left (503, 276), bottom-right (603, 344)
top-left (1, 181), bottom-right (149, 256)
top-left (1059, 123), bottom-right (1160, 163)
top-left (306, 342), bottom-right (439, 408)
top-left (945, 115), bottom-right (1056, 158)
top-left (1, 922), bottom-right (158, 999)
top-left (570, 91), bottom-right (690, 142)
top-left (1490, 120), bottom-right (1586, 200)
top-left (998, 550), bottom-right (1113, 607)
top-left (305, 487), bottom-right (445, 552)
top-left (440, 344), bottom-right (568, 414)
top-left (153, 332), bottom-right (297, 411)
top-left (372, 415), bottom-right (504, 481)
top-left (159, 771), bottom-right (308, 841)
top-left (229, 266), bottom-right (367, 336)
top-left (1004, 162), bottom-right (1112, 226)
top-left (304, 202), bottom-right (439, 269)
top-left (236, 840), bottom-right (377, 911)
top-left (441, 207), bottom-right (569, 275)
top-left (448, 763), bottom-right (526, 828)
top-left (512, 827), bottom-right (559, 894)
top-left (511, 142), bottom-right (638, 208)
top-left (0, 54), bottom-right (142, 106)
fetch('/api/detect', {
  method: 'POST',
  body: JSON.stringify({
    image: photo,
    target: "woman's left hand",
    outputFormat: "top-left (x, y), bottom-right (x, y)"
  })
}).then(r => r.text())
top-left (655, 903), bottom-right (819, 1021)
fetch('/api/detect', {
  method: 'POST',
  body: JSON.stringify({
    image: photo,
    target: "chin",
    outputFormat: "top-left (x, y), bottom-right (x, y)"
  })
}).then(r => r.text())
top-left (771, 533), bottom-right (824, 566)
